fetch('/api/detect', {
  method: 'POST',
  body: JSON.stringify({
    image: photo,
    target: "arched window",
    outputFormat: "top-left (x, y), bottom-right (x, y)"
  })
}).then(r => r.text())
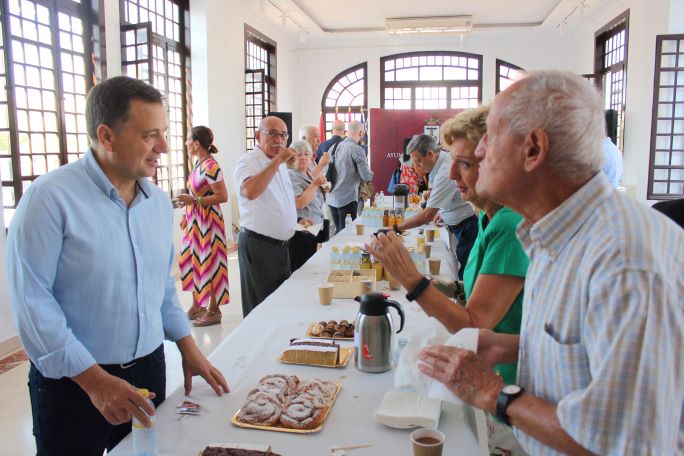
top-left (496, 59), bottom-right (523, 94)
top-left (320, 62), bottom-right (367, 140)
top-left (380, 51), bottom-right (482, 109)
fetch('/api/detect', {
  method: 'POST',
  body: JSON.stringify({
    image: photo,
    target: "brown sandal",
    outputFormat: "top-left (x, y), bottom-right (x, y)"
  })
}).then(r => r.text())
top-left (192, 309), bottom-right (222, 327)
top-left (187, 306), bottom-right (206, 320)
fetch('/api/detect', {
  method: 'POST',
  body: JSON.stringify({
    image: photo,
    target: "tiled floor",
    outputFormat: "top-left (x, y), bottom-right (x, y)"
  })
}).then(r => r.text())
top-left (0, 251), bottom-right (244, 455)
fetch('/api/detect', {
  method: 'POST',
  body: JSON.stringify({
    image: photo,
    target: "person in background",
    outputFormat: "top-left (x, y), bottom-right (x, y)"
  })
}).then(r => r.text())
top-left (396, 134), bottom-right (477, 280)
top-left (298, 124), bottom-right (330, 175)
top-left (417, 71), bottom-right (684, 455)
top-left (369, 106), bottom-right (529, 455)
top-left (234, 116), bottom-right (297, 316)
top-left (177, 126), bottom-right (230, 327)
top-left (315, 119), bottom-right (345, 162)
top-left (287, 140), bottom-right (330, 271)
top-left (602, 111), bottom-right (623, 188)
top-left (6, 76), bottom-right (228, 455)
top-left (288, 140), bottom-right (328, 224)
top-left (326, 120), bottom-right (373, 232)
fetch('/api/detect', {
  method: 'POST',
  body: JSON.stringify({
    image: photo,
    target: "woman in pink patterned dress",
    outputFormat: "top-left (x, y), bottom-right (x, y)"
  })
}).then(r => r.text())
top-left (177, 126), bottom-right (230, 327)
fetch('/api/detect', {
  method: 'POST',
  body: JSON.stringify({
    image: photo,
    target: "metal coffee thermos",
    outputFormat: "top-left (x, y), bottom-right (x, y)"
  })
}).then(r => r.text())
top-left (353, 292), bottom-right (405, 373)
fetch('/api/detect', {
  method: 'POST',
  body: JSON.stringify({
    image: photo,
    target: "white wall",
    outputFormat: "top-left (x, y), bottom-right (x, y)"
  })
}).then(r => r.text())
top-left (293, 29), bottom-right (579, 134)
top-left (548, 0), bottom-right (674, 203)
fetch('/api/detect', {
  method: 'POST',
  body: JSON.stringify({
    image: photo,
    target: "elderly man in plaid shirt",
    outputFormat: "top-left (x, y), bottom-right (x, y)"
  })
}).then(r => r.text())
top-left (416, 71), bottom-right (684, 455)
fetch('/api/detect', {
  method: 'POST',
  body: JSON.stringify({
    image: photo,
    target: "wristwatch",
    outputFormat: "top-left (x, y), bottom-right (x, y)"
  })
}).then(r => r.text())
top-left (495, 384), bottom-right (525, 426)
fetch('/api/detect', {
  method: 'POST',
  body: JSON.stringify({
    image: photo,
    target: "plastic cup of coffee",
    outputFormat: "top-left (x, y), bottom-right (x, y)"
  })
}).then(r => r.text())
top-left (387, 272), bottom-right (401, 291)
top-left (423, 243), bottom-right (432, 258)
top-left (411, 428), bottom-right (445, 456)
top-left (425, 228), bottom-right (435, 242)
top-left (318, 283), bottom-right (334, 305)
top-left (428, 258), bottom-right (441, 276)
top-left (356, 224), bottom-right (365, 235)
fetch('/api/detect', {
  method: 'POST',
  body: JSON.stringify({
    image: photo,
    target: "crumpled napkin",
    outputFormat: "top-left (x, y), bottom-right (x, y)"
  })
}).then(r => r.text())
top-left (395, 318), bottom-right (479, 405)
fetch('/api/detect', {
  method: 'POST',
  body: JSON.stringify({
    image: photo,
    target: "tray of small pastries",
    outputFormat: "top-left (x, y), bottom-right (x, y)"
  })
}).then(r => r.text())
top-left (278, 338), bottom-right (353, 368)
top-left (232, 374), bottom-right (341, 433)
top-left (306, 320), bottom-right (354, 339)
top-left (198, 444), bottom-right (281, 455)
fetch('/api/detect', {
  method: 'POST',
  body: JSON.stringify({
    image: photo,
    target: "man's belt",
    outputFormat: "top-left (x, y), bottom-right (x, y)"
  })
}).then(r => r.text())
top-left (240, 227), bottom-right (290, 247)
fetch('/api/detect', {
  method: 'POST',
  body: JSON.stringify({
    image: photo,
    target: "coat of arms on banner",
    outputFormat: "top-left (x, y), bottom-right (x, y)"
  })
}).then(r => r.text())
top-left (423, 117), bottom-right (441, 143)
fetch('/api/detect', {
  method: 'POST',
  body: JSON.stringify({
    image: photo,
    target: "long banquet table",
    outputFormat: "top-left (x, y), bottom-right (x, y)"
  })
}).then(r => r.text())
top-left (111, 225), bottom-right (483, 455)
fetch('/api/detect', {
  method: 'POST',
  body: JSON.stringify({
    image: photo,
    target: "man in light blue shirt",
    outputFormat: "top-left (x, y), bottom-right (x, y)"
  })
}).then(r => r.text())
top-left (327, 120), bottom-right (373, 232)
top-left (7, 77), bottom-right (229, 454)
top-left (397, 134), bottom-right (477, 279)
top-left (602, 136), bottom-right (623, 187)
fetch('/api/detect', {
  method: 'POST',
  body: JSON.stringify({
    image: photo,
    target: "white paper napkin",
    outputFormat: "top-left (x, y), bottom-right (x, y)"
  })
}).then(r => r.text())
top-left (395, 318), bottom-right (478, 406)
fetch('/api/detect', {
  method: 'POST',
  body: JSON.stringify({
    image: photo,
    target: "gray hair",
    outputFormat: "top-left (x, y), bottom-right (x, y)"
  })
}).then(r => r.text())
top-left (406, 134), bottom-right (437, 157)
top-left (497, 70), bottom-right (604, 177)
top-left (347, 120), bottom-right (364, 135)
top-left (298, 124), bottom-right (317, 140)
top-left (331, 119), bottom-right (345, 134)
top-left (290, 139), bottom-right (312, 154)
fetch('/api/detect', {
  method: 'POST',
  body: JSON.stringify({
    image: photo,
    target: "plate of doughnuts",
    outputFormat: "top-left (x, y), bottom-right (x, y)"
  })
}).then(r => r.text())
top-left (306, 320), bottom-right (354, 340)
top-left (232, 374), bottom-right (341, 433)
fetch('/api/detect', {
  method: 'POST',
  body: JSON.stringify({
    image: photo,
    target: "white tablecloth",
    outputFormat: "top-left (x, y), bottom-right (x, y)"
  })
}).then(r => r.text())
top-left (111, 226), bottom-right (482, 455)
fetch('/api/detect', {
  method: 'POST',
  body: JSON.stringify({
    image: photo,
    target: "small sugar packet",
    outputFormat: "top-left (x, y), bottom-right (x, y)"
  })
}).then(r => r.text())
top-left (176, 400), bottom-right (201, 415)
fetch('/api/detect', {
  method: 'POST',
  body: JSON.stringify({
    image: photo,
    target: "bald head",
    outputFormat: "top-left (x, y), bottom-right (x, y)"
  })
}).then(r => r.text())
top-left (331, 120), bottom-right (345, 136)
top-left (256, 116), bottom-right (289, 158)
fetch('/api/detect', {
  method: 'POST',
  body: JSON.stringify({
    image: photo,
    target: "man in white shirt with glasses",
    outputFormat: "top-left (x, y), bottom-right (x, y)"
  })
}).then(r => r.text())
top-left (234, 116), bottom-right (297, 316)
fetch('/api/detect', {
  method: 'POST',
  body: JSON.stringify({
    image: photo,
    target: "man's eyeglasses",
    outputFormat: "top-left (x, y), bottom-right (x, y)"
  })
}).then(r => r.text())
top-left (260, 130), bottom-right (289, 140)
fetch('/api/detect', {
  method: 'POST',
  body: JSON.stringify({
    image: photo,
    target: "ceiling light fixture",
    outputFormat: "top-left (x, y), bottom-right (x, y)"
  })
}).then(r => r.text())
top-left (385, 15), bottom-right (473, 35)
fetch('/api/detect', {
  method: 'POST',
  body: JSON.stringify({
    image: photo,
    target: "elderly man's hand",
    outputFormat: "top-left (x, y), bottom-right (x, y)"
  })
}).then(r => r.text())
top-left (432, 212), bottom-right (444, 226)
top-left (364, 231), bottom-right (417, 283)
top-left (276, 147), bottom-right (297, 164)
top-left (319, 152), bottom-right (331, 167)
top-left (418, 345), bottom-right (503, 414)
top-left (177, 337), bottom-right (229, 397)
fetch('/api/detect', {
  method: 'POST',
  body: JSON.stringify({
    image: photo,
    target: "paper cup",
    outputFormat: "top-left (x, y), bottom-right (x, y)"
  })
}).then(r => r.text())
top-left (318, 283), bottom-right (334, 305)
top-left (356, 224), bottom-right (365, 235)
top-left (423, 243), bottom-right (432, 258)
top-left (425, 229), bottom-right (435, 242)
top-left (428, 258), bottom-right (441, 276)
top-left (411, 428), bottom-right (445, 456)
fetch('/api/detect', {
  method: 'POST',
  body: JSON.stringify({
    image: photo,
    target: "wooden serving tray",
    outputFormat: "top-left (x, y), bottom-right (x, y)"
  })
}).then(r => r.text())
top-left (231, 383), bottom-right (341, 434)
top-left (277, 347), bottom-right (353, 368)
top-left (305, 322), bottom-right (354, 340)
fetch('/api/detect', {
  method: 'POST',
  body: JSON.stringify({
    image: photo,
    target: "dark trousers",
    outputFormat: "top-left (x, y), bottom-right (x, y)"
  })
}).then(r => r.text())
top-left (330, 201), bottom-right (358, 233)
top-left (29, 344), bottom-right (166, 456)
top-left (448, 215), bottom-right (479, 280)
top-left (238, 230), bottom-right (291, 317)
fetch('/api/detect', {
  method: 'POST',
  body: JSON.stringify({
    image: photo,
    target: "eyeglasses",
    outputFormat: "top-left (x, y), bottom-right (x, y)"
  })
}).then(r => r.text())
top-left (260, 130), bottom-right (289, 140)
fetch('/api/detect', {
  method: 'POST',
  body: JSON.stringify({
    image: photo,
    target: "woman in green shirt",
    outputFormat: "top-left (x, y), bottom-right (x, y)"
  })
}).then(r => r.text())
top-left (369, 105), bottom-right (529, 385)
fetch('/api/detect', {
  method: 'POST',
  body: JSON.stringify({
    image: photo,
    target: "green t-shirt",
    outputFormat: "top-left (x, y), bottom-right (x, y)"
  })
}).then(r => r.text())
top-left (462, 207), bottom-right (529, 385)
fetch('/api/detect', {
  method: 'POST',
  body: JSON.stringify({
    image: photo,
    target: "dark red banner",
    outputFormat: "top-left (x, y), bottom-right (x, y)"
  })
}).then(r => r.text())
top-left (368, 108), bottom-right (463, 193)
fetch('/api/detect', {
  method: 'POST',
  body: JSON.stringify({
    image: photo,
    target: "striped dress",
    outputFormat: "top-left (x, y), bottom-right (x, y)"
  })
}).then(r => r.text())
top-left (179, 157), bottom-right (230, 308)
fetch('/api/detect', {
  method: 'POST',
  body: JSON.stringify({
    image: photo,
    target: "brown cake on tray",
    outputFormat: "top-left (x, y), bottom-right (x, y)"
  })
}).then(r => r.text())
top-left (282, 338), bottom-right (340, 366)
top-left (200, 447), bottom-right (281, 456)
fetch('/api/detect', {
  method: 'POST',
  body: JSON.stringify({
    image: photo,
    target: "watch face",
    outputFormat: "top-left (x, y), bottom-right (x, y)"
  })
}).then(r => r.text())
top-left (502, 384), bottom-right (522, 395)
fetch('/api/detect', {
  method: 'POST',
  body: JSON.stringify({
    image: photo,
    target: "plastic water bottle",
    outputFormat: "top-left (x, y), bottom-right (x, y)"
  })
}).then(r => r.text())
top-left (341, 246), bottom-right (351, 270)
top-left (132, 388), bottom-right (157, 456)
top-left (344, 214), bottom-right (352, 230)
top-left (378, 191), bottom-right (385, 208)
top-left (415, 246), bottom-right (427, 274)
top-left (351, 246), bottom-right (362, 270)
top-left (330, 245), bottom-right (341, 270)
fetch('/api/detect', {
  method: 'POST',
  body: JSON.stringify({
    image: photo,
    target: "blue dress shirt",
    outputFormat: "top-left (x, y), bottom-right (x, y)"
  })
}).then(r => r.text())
top-left (7, 149), bottom-right (190, 379)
